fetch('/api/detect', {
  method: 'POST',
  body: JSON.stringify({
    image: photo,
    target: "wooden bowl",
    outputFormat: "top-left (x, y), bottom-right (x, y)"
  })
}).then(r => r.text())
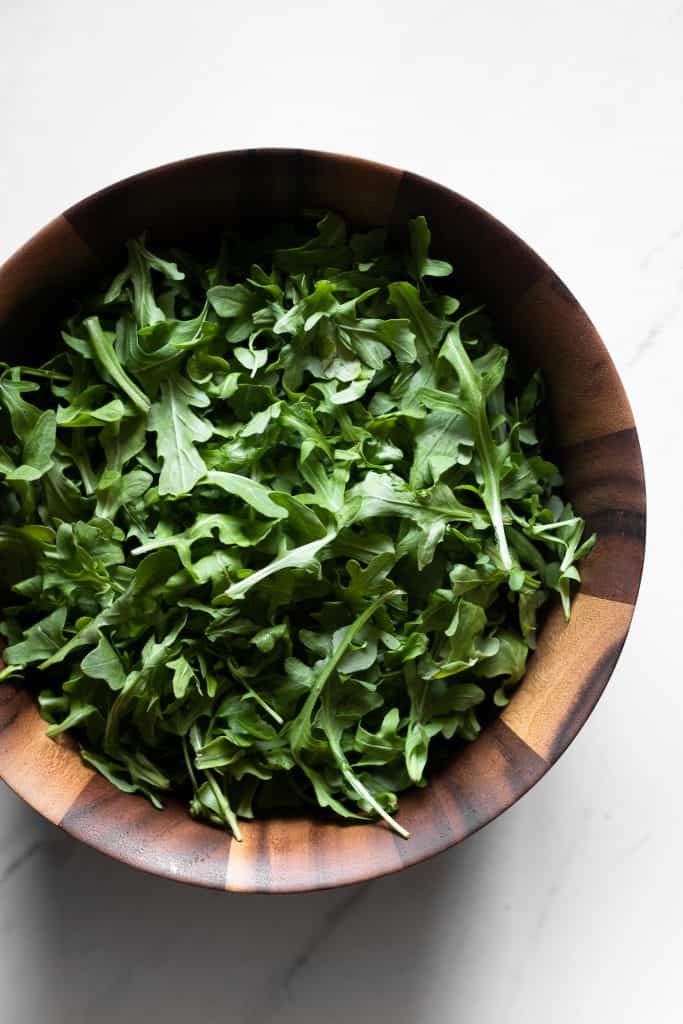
top-left (0, 149), bottom-right (645, 892)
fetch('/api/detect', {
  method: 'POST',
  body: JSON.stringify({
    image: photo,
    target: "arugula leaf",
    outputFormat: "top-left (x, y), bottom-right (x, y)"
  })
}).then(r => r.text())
top-left (106, 239), bottom-right (184, 328)
top-left (202, 471), bottom-right (287, 519)
top-left (149, 374), bottom-right (212, 495)
top-left (5, 410), bottom-right (56, 482)
top-left (4, 607), bottom-right (67, 665)
top-left (220, 532), bottom-right (336, 602)
top-left (439, 321), bottom-right (513, 570)
top-left (84, 317), bottom-right (150, 414)
top-left (81, 632), bottom-right (126, 690)
top-left (408, 216), bottom-right (454, 281)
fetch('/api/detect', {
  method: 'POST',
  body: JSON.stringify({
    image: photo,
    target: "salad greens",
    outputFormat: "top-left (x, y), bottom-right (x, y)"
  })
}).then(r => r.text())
top-left (0, 213), bottom-right (594, 839)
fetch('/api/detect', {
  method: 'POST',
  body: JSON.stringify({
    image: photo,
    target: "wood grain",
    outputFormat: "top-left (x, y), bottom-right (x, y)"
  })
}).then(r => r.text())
top-left (55, 717), bottom-right (545, 893)
top-left (0, 215), bottom-right (96, 323)
top-left (561, 427), bottom-right (646, 605)
top-left (509, 275), bottom-right (636, 447)
top-left (0, 149), bottom-right (646, 892)
top-left (0, 216), bottom-right (99, 355)
top-left (60, 773), bottom-right (232, 889)
top-left (502, 594), bottom-right (633, 761)
top-left (64, 150), bottom-right (311, 254)
top-left (0, 682), bottom-right (96, 824)
top-left (299, 150), bottom-right (404, 227)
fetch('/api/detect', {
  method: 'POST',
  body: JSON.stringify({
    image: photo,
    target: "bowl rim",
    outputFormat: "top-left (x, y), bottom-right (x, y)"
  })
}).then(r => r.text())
top-left (0, 147), bottom-right (646, 892)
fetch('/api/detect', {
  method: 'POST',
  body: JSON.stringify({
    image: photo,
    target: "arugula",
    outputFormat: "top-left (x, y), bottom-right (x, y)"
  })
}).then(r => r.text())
top-left (0, 214), bottom-right (594, 839)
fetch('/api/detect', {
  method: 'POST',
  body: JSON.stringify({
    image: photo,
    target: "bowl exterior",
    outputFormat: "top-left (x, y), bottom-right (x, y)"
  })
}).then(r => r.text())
top-left (0, 149), bottom-right (645, 892)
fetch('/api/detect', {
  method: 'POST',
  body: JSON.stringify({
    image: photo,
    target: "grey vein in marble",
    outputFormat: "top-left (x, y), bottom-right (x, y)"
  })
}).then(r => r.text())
top-left (626, 311), bottom-right (679, 367)
top-left (639, 222), bottom-right (683, 270)
top-left (245, 883), bottom-right (371, 1024)
top-left (0, 839), bottom-right (50, 887)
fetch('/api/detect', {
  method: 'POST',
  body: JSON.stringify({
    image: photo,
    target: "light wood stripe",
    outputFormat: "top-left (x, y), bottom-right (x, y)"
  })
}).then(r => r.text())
top-left (0, 685), bottom-right (96, 824)
top-left (509, 276), bottom-right (636, 447)
top-left (502, 593), bottom-right (634, 760)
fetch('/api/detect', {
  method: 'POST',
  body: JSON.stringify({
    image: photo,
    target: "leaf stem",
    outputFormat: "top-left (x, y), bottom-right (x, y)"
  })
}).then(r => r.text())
top-left (181, 734), bottom-right (198, 791)
top-left (85, 317), bottom-right (151, 415)
top-left (341, 762), bottom-right (410, 839)
top-left (507, 526), bottom-right (547, 574)
top-left (227, 658), bottom-right (284, 726)
top-left (71, 429), bottom-right (97, 495)
top-left (290, 589), bottom-right (403, 758)
top-left (289, 589), bottom-right (409, 838)
top-left (441, 325), bottom-right (512, 570)
top-left (206, 768), bottom-right (242, 841)
top-left (221, 532), bottom-right (336, 602)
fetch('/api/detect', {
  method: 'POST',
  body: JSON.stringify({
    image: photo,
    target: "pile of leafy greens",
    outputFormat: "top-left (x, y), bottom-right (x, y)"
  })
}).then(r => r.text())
top-left (0, 214), bottom-right (594, 839)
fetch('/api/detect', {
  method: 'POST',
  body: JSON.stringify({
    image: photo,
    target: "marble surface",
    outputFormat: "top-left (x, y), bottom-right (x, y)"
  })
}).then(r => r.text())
top-left (0, 1), bottom-right (680, 1020)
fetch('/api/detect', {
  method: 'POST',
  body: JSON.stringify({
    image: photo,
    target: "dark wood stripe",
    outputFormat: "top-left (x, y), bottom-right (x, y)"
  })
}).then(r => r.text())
top-left (579, 501), bottom-right (645, 538)
top-left (390, 719), bottom-right (547, 871)
top-left (64, 150), bottom-right (311, 256)
top-left (60, 774), bottom-right (231, 890)
top-left (0, 709), bottom-right (19, 736)
top-left (561, 428), bottom-right (646, 515)
top-left (390, 170), bottom-right (545, 311)
top-left (507, 275), bottom-right (635, 447)
top-left (0, 216), bottom-right (99, 354)
top-left (0, 687), bottom-right (20, 736)
top-left (390, 774), bottom-right (460, 869)
top-left (65, 150), bottom-right (246, 254)
top-left (561, 427), bottom-right (646, 605)
top-left (441, 718), bottom-right (548, 816)
top-left (580, 534), bottom-right (645, 606)
top-left (298, 150), bottom-right (404, 227)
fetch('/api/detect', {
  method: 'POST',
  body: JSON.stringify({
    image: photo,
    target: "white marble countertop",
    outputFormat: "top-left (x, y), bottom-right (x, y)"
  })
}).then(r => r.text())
top-left (1, 1), bottom-right (680, 1020)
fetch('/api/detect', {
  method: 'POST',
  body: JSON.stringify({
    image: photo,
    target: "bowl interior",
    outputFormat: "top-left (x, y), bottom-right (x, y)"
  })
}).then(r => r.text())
top-left (0, 150), bottom-right (645, 891)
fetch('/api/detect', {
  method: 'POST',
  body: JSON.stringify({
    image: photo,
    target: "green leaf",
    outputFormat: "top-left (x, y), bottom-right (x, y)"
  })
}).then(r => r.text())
top-left (95, 467), bottom-right (152, 520)
top-left (476, 630), bottom-right (529, 705)
top-left (408, 216), bottom-right (454, 281)
top-left (274, 212), bottom-right (351, 272)
top-left (4, 607), bottom-right (67, 665)
top-left (387, 282), bottom-right (445, 366)
top-left (106, 239), bottom-right (184, 328)
top-left (354, 708), bottom-right (403, 766)
top-left (0, 375), bottom-right (42, 434)
top-left (167, 654), bottom-right (197, 699)
top-left (84, 317), bottom-right (151, 414)
top-left (207, 284), bottom-right (265, 342)
top-left (149, 374), bottom-right (212, 495)
top-left (439, 320), bottom-right (512, 570)
top-left (57, 387), bottom-right (128, 428)
top-left (220, 532), bottom-right (336, 602)
top-left (377, 319), bottom-right (417, 364)
top-left (203, 471), bottom-right (287, 519)
top-left (81, 633), bottom-right (126, 690)
top-left (405, 720), bottom-right (440, 783)
top-left (6, 409), bottom-right (56, 482)
top-left (139, 303), bottom-right (218, 353)
top-left (409, 407), bottom-right (474, 488)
